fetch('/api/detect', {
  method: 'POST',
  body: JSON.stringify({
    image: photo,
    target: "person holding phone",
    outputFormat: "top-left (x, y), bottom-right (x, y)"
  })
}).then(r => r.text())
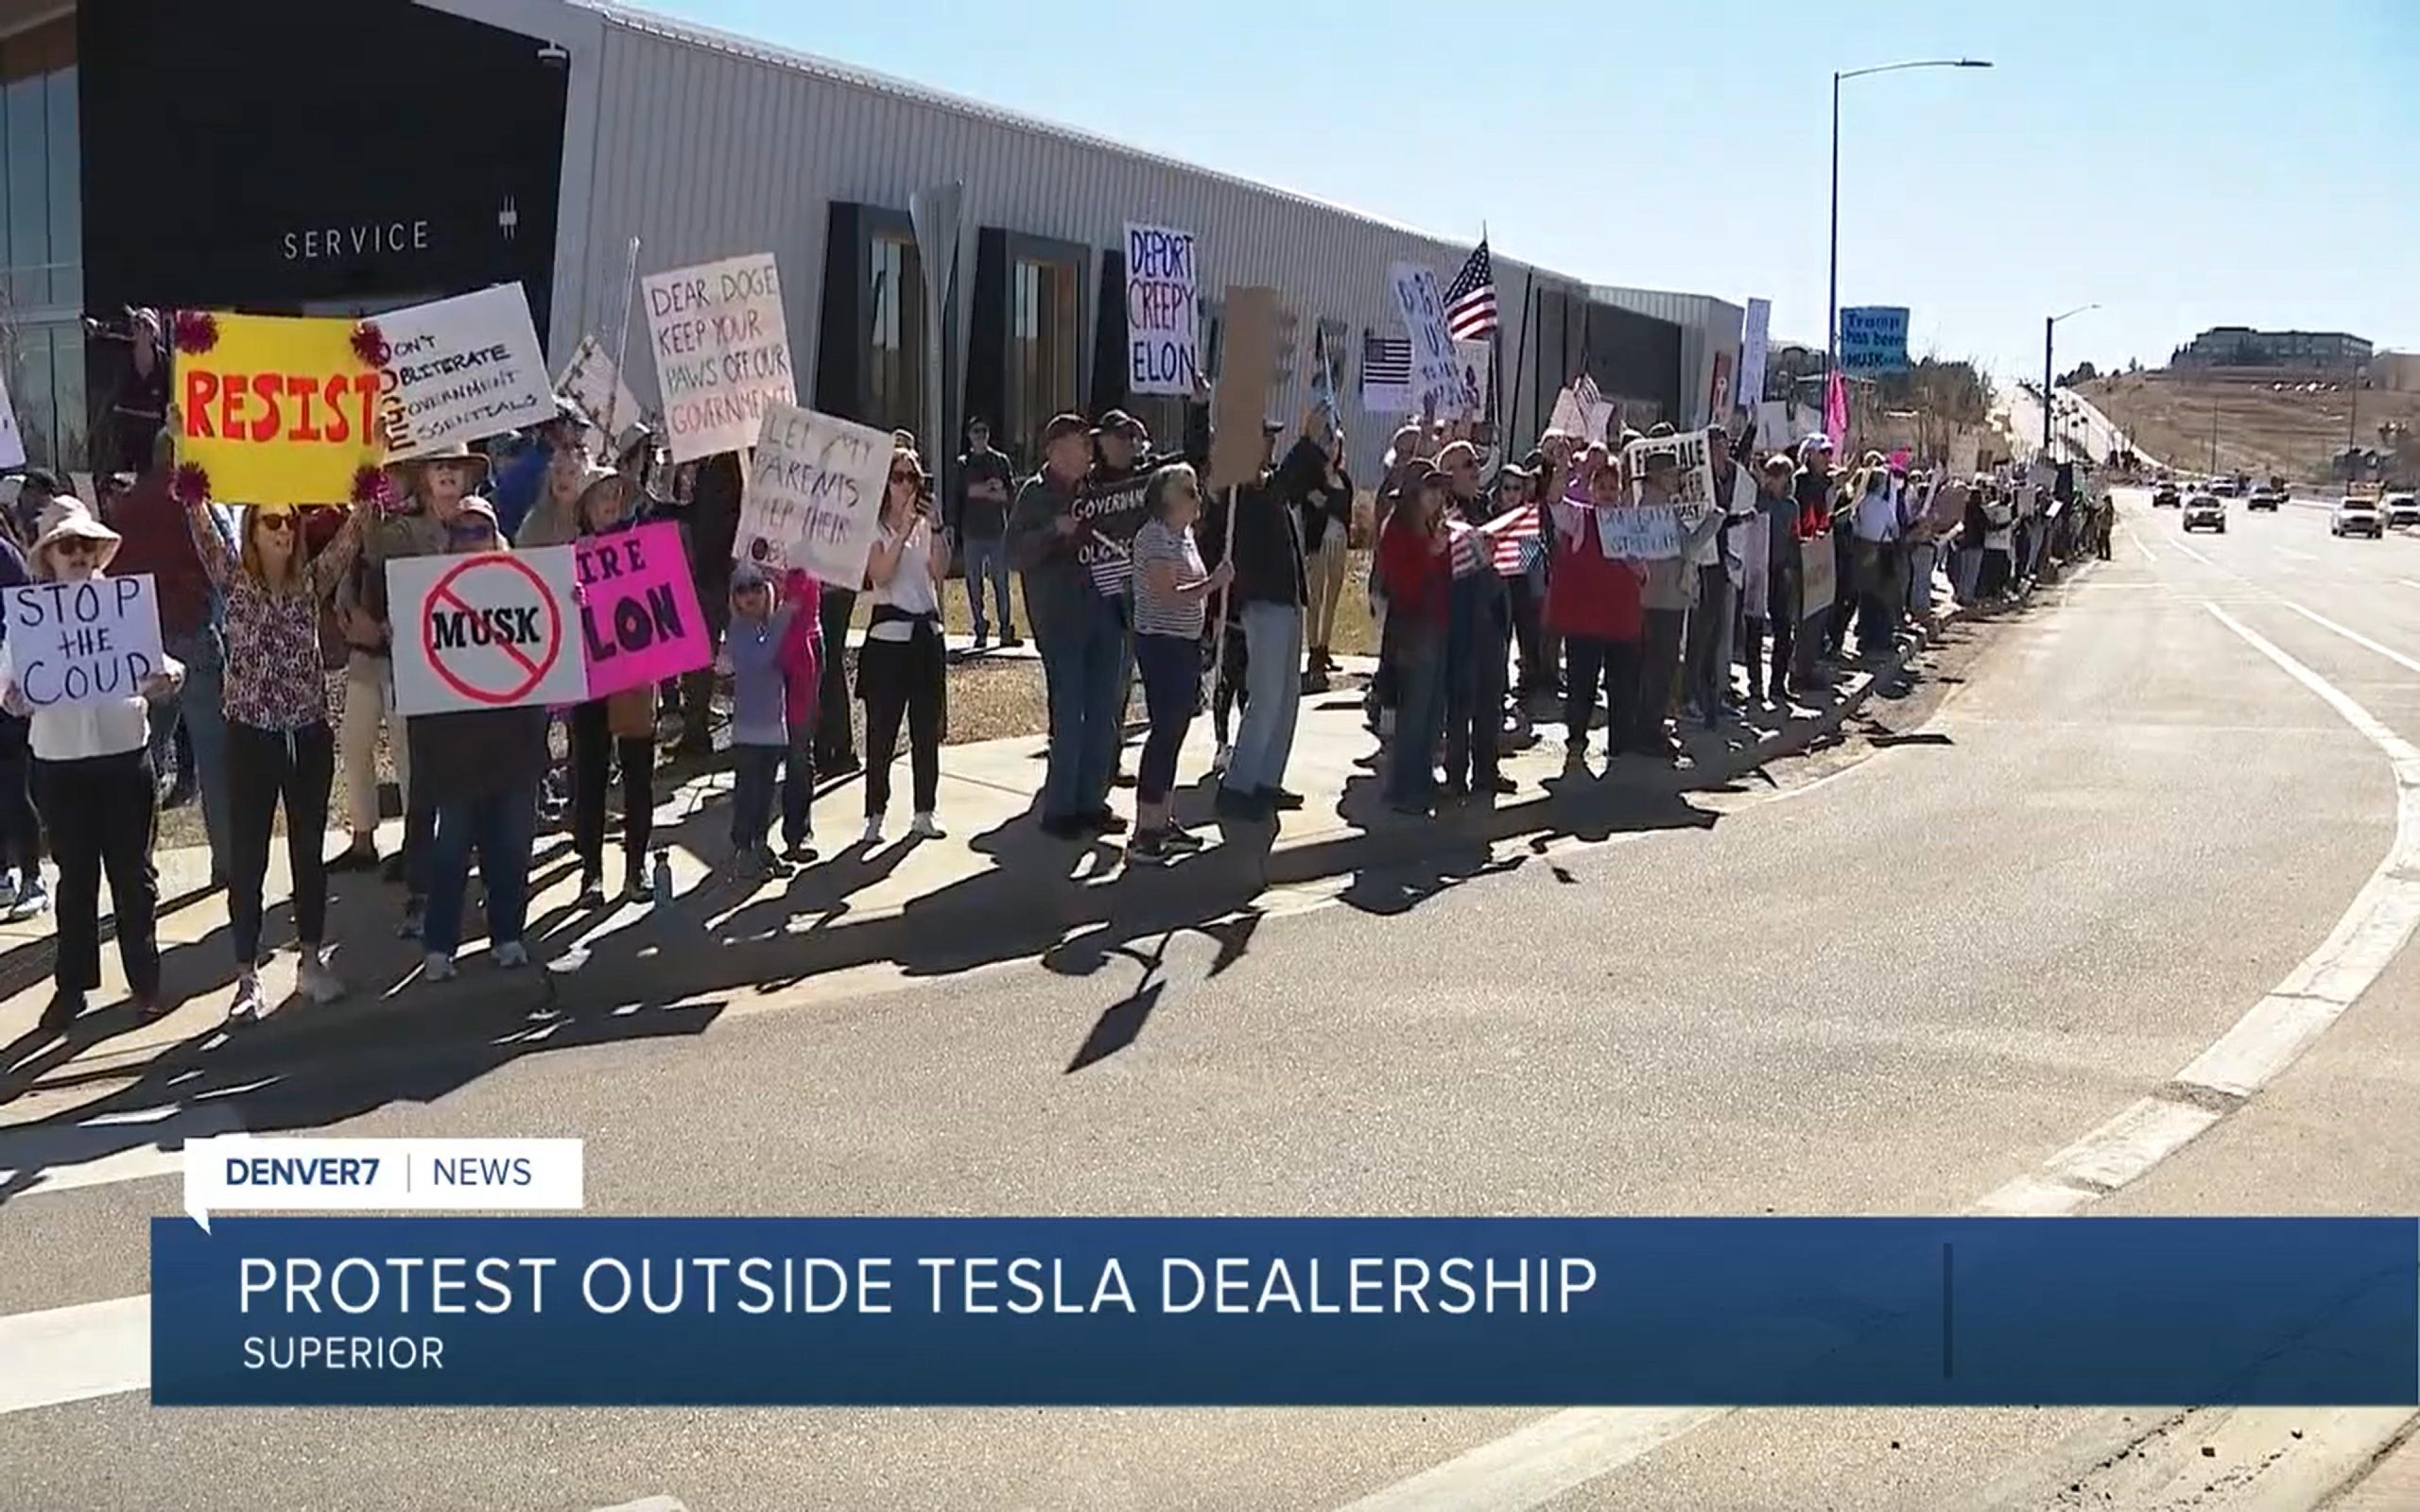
top-left (1126, 462), bottom-right (1232, 864)
top-left (858, 447), bottom-right (951, 846)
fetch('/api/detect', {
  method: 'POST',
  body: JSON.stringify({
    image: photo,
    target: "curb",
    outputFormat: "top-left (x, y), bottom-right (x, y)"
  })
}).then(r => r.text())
top-left (23, 585), bottom-right (2011, 1098)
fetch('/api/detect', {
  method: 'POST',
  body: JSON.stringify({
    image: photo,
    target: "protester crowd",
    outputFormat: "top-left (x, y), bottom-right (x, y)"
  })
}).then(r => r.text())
top-left (0, 305), bottom-right (2106, 1037)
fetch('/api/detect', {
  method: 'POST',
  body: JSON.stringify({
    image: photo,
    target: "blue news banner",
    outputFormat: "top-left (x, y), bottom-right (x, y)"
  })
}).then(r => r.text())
top-left (149, 1217), bottom-right (2419, 1408)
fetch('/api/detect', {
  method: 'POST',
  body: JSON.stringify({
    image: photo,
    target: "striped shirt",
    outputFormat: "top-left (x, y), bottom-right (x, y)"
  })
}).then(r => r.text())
top-left (1131, 518), bottom-right (1207, 639)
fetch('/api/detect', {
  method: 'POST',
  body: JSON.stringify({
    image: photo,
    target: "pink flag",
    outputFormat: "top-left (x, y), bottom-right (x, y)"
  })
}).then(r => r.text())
top-left (1824, 371), bottom-right (1849, 454)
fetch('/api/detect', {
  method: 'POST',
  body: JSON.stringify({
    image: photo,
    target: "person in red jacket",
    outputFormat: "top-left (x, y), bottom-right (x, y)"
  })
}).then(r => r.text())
top-left (1547, 453), bottom-right (1649, 774)
top-left (1376, 465), bottom-right (1453, 815)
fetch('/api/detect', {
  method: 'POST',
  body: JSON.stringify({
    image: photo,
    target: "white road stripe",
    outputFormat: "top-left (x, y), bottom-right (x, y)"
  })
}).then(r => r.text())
top-left (2280, 603), bottom-right (2420, 679)
top-left (1330, 588), bottom-right (2420, 1511)
top-left (0, 1295), bottom-right (148, 1416)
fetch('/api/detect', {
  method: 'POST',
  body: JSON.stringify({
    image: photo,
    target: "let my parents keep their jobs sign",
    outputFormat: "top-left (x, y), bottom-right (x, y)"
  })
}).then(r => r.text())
top-left (1123, 222), bottom-right (1199, 395)
top-left (3, 576), bottom-right (164, 709)
top-left (644, 253), bottom-right (796, 462)
top-left (386, 549), bottom-right (587, 717)
top-left (372, 284), bottom-right (554, 461)
top-left (175, 314), bottom-right (383, 507)
top-left (575, 524), bottom-right (709, 699)
top-left (741, 402), bottom-right (891, 589)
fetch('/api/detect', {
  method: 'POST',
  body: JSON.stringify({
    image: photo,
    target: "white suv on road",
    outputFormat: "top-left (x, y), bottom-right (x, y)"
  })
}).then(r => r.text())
top-left (2332, 497), bottom-right (2385, 539)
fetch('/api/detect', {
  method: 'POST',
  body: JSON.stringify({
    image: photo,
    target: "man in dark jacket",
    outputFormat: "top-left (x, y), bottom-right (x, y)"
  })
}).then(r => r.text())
top-left (1202, 416), bottom-right (1317, 819)
top-left (1443, 449), bottom-right (1515, 798)
top-left (1010, 414), bottom-right (1129, 838)
top-left (951, 418), bottom-right (1018, 649)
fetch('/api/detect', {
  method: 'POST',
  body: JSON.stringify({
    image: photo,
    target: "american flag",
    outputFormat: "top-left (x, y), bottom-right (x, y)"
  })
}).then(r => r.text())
top-left (1362, 331), bottom-right (1411, 387)
top-left (1487, 502), bottom-right (1543, 576)
top-left (1443, 239), bottom-right (1499, 341)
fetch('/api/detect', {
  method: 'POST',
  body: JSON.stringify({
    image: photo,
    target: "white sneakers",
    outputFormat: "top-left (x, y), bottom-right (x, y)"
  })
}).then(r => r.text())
top-left (492, 941), bottom-right (530, 971)
top-left (908, 812), bottom-right (945, 840)
top-left (422, 953), bottom-right (458, 984)
top-left (297, 948), bottom-right (346, 1005)
top-left (1212, 743), bottom-right (1233, 775)
top-left (422, 942), bottom-right (526, 982)
top-left (228, 974), bottom-right (264, 1023)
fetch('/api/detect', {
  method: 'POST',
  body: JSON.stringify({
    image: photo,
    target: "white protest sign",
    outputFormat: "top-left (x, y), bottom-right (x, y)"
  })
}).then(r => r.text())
top-left (1123, 222), bottom-right (1199, 395)
top-left (1454, 338), bottom-right (1492, 421)
top-left (557, 334), bottom-right (645, 442)
top-left (1389, 263), bottom-right (1468, 419)
top-left (1736, 298), bottom-right (1772, 410)
top-left (375, 284), bottom-right (555, 460)
top-left (0, 367), bottom-right (25, 470)
top-left (741, 402), bottom-right (891, 590)
top-left (2, 575), bottom-right (164, 708)
top-left (1950, 433), bottom-right (1980, 479)
top-left (644, 252), bottom-right (796, 462)
top-left (387, 547), bottom-right (587, 716)
top-left (1622, 432), bottom-right (1717, 519)
top-left (1597, 506), bottom-right (1682, 559)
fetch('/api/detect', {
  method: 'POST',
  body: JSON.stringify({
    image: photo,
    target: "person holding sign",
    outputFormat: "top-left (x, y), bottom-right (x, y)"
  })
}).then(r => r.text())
top-left (1374, 465), bottom-right (1453, 816)
top-left (406, 497), bottom-right (552, 981)
top-left (857, 449), bottom-right (950, 846)
top-left (548, 465), bottom-right (660, 907)
top-left (1011, 415), bottom-right (1129, 840)
top-left (1546, 455), bottom-right (1648, 773)
top-left (184, 490), bottom-right (369, 1021)
top-left (2, 502), bottom-right (183, 1031)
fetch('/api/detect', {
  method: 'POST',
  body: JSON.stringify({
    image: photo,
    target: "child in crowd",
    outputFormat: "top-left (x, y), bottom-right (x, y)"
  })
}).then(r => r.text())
top-left (720, 563), bottom-right (798, 878)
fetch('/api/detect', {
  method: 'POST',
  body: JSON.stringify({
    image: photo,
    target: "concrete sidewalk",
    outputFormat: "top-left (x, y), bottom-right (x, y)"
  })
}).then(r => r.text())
top-left (0, 581), bottom-right (2008, 1110)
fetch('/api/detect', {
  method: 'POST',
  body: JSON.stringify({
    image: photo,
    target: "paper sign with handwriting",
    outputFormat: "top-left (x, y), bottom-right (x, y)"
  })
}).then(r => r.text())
top-left (375, 284), bottom-right (554, 460)
top-left (742, 402), bottom-right (891, 589)
top-left (3, 575), bottom-right (164, 708)
top-left (644, 253), bottom-right (797, 462)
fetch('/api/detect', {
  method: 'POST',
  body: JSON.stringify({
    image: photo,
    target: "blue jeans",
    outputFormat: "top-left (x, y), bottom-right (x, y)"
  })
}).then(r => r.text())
top-left (1132, 632), bottom-right (1199, 806)
top-left (1222, 601), bottom-right (1304, 796)
top-left (150, 626), bottom-right (231, 875)
top-left (731, 745), bottom-right (782, 852)
top-left (781, 714), bottom-right (817, 847)
top-left (1040, 592), bottom-right (1129, 822)
top-left (424, 780), bottom-right (541, 956)
top-left (960, 534), bottom-right (1013, 641)
top-left (1385, 634), bottom-right (1447, 810)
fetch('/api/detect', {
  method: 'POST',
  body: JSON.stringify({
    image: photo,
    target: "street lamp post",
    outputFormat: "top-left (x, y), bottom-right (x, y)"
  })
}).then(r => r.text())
top-left (2043, 302), bottom-right (2100, 455)
top-left (1828, 59), bottom-right (1992, 398)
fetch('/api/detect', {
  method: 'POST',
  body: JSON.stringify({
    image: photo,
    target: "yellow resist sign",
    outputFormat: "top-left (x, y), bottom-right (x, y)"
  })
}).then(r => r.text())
top-left (173, 314), bottom-right (384, 506)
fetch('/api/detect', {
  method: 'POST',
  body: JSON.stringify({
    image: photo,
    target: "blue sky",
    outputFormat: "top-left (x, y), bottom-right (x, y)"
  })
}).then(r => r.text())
top-left (658, 0), bottom-right (2415, 381)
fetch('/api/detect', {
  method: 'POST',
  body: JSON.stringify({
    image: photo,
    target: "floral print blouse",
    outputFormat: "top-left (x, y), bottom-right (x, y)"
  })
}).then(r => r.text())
top-left (186, 503), bottom-right (365, 731)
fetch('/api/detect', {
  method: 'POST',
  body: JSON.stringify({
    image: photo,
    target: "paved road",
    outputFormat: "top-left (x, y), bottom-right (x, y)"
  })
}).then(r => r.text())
top-left (5, 496), bottom-right (2420, 1509)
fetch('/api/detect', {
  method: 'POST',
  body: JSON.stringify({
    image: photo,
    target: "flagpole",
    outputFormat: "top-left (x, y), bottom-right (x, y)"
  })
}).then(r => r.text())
top-left (1505, 276), bottom-right (1533, 450)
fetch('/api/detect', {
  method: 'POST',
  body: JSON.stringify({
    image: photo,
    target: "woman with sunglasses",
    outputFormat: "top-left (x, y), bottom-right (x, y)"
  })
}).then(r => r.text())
top-left (186, 490), bottom-right (368, 1020)
top-left (2, 500), bottom-right (184, 1032)
top-left (856, 449), bottom-right (950, 845)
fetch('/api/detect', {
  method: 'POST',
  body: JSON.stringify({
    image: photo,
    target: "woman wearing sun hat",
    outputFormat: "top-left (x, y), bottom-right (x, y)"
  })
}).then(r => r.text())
top-left (1, 498), bottom-right (184, 1032)
top-left (184, 485), bottom-right (370, 1022)
top-left (337, 441), bottom-right (491, 934)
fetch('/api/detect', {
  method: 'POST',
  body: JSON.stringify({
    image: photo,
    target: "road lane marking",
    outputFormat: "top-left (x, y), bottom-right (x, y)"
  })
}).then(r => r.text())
top-left (1333, 593), bottom-right (2420, 1512)
top-left (2281, 603), bottom-right (2420, 679)
top-left (0, 1295), bottom-right (147, 1415)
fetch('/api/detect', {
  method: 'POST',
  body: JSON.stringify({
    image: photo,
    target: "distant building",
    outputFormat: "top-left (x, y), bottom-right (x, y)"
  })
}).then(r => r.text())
top-left (2175, 326), bottom-right (2373, 371)
top-left (2374, 352), bottom-right (2420, 393)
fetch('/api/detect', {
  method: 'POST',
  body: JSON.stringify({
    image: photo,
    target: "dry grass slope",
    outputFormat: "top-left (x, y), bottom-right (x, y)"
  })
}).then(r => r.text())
top-left (2083, 371), bottom-right (2420, 484)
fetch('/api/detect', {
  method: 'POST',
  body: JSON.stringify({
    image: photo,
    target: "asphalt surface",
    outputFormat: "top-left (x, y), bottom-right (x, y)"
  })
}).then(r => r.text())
top-left (5, 492), bottom-right (2419, 1509)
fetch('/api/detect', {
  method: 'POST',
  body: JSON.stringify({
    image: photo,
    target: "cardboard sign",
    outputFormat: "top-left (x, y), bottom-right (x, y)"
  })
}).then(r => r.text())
top-left (742, 402), bottom-right (890, 590)
top-left (2, 575), bottom-right (164, 708)
top-left (643, 253), bottom-right (796, 462)
top-left (576, 523), bottom-right (709, 698)
top-left (0, 367), bottom-right (25, 471)
top-left (1388, 264), bottom-right (1467, 419)
top-left (1737, 299), bottom-right (1772, 409)
top-left (1596, 505), bottom-right (1681, 560)
top-left (375, 284), bottom-right (554, 460)
top-left (1706, 352), bottom-right (1733, 428)
top-left (1123, 222), bottom-right (1198, 396)
top-left (557, 335), bottom-right (644, 445)
top-left (1839, 306), bottom-right (1910, 375)
top-left (1075, 472), bottom-right (1151, 595)
top-left (1208, 285), bottom-right (1285, 491)
top-left (388, 547), bottom-right (587, 716)
top-left (174, 314), bottom-right (383, 507)
top-left (1622, 433), bottom-right (1717, 518)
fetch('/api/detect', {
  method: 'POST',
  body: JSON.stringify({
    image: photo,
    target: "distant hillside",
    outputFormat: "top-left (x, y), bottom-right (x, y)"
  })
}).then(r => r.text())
top-left (2081, 369), bottom-right (2420, 484)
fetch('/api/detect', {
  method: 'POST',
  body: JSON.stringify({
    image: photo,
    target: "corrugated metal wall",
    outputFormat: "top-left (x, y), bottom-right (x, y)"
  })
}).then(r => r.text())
top-left (546, 5), bottom-right (1595, 480)
top-left (1592, 286), bottom-right (1745, 431)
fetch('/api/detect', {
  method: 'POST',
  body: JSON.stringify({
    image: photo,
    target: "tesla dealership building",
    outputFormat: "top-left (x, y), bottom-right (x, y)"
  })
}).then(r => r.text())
top-left (21, 0), bottom-right (1740, 478)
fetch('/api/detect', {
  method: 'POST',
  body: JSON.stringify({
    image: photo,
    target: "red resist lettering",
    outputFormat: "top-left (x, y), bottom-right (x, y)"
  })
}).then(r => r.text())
top-left (182, 369), bottom-right (382, 446)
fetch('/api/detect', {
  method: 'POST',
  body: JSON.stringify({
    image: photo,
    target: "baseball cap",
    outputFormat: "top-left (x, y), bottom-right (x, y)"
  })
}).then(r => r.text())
top-left (1092, 408), bottom-right (1143, 438)
top-left (17, 468), bottom-right (62, 495)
